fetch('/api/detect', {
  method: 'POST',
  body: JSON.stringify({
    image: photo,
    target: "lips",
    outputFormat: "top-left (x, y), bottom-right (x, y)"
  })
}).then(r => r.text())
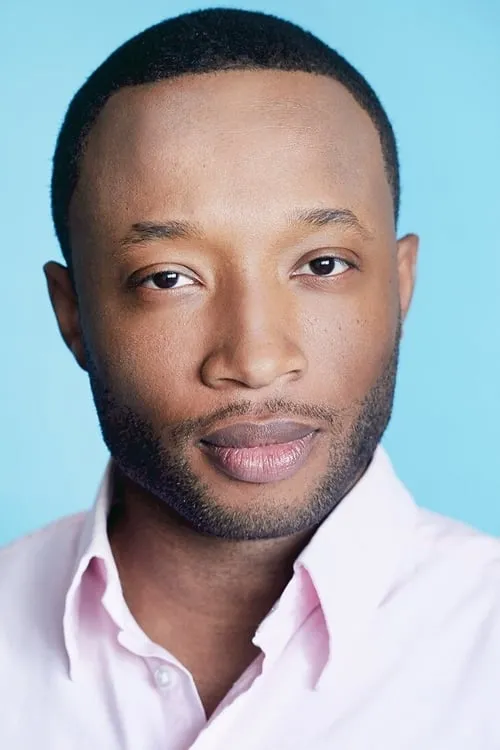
top-left (198, 420), bottom-right (319, 484)
top-left (201, 420), bottom-right (316, 448)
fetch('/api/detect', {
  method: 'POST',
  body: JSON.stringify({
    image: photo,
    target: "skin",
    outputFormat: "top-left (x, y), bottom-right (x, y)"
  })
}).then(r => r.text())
top-left (44, 70), bottom-right (418, 717)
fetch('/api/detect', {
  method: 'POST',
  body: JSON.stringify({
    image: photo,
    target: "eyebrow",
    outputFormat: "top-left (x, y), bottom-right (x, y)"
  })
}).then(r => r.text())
top-left (288, 207), bottom-right (373, 239)
top-left (119, 220), bottom-right (203, 248)
top-left (119, 207), bottom-right (372, 250)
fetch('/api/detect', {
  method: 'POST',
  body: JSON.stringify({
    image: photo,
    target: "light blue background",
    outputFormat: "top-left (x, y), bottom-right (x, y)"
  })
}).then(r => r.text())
top-left (2, 0), bottom-right (499, 546)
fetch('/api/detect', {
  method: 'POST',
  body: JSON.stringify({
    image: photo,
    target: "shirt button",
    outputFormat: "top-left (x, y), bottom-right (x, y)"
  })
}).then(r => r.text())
top-left (154, 665), bottom-right (173, 689)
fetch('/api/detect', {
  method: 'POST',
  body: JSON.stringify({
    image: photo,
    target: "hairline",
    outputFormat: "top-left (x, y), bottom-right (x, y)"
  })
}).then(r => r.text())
top-left (69, 67), bottom-right (397, 258)
top-left (72, 66), bottom-right (393, 206)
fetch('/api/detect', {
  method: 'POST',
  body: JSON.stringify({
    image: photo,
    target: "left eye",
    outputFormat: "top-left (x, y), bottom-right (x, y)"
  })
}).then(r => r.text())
top-left (140, 271), bottom-right (196, 290)
top-left (295, 256), bottom-right (352, 277)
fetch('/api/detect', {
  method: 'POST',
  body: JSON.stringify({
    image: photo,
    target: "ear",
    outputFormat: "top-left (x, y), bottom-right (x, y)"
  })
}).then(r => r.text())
top-left (44, 262), bottom-right (87, 371)
top-left (396, 233), bottom-right (419, 332)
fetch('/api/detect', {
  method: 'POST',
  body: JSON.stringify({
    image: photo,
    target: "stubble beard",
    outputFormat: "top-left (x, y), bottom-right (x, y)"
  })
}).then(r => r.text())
top-left (85, 327), bottom-right (400, 541)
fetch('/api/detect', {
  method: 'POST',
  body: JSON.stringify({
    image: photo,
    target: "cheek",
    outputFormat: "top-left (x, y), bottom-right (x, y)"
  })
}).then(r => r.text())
top-left (84, 304), bottom-right (204, 421)
top-left (302, 289), bottom-right (398, 404)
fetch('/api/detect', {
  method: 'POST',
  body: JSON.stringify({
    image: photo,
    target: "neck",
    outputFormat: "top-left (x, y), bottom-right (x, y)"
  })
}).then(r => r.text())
top-left (107, 465), bottom-right (315, 649)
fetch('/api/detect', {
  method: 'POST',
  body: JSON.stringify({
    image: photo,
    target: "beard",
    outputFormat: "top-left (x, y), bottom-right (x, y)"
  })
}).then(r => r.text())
top-left (85, 325), bottom-right (400, 541)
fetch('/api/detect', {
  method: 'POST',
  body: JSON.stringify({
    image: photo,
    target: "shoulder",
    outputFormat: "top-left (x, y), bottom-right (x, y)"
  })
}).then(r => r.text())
top-left (402, 507), bottom-right (500, 628)
top-left (0, 514), bottom-right (91, 708)
top-left (0, 513), bottom-right (87, 625)
top-left (413, 507), bottom-right (500, 578)
top-left (0, 512), bottom-right (86, 571)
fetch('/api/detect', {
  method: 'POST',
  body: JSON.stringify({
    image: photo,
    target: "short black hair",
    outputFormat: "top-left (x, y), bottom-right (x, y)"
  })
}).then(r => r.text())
top-left (51, 7), bottom-right (400, 268)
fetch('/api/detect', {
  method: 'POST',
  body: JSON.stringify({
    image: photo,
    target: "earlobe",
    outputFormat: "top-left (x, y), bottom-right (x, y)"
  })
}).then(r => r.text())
top-left (43, 261), bottom-right (88, 371)
top-left (396, 233), bottom-right (419, 326)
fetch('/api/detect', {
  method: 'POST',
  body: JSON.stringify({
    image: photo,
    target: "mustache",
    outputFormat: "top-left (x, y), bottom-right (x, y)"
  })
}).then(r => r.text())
top-left (168, 397), bottom-right (352, 445)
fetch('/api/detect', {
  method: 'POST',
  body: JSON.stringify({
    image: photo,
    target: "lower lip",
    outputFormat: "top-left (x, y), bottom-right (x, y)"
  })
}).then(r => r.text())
top-left (199, 432), bottom-right (318, 484)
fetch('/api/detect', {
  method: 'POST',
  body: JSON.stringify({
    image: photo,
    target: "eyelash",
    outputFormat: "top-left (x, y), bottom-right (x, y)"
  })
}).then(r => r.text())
top-left (134, 255), bottom-right (355, 291)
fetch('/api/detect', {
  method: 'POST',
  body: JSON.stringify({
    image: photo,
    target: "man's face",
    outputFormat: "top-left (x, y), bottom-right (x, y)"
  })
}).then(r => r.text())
top-left (48, 70), bottom-right (417, 540)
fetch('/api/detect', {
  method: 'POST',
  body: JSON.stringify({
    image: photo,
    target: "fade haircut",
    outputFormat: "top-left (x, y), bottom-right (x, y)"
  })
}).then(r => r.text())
top-left (51, 7), bottom-right (400, 269)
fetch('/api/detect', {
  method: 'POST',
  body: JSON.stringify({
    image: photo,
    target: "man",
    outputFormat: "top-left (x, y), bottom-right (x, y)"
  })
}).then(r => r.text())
top-left (1, 7), bottom-right (498, 748)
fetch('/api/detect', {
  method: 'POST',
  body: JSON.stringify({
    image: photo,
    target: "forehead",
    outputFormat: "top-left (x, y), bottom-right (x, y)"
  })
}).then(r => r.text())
top-left (72, 70), bottom-right (393, 241)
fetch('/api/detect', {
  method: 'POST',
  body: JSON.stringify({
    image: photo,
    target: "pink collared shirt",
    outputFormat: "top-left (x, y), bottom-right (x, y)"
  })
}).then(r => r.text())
top-left (1, 447), bottom-right (500, 749)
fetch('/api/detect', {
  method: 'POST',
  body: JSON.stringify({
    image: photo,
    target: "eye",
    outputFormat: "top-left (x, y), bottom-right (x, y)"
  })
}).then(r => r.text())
top-left (138, 270), bottom-right (196, 290)
top-left (294, 255), bottom-right (353, 278)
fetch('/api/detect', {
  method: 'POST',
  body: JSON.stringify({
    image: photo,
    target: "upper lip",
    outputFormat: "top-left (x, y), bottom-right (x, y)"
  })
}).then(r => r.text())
top-left (199, 420), bottom-right (318, 448)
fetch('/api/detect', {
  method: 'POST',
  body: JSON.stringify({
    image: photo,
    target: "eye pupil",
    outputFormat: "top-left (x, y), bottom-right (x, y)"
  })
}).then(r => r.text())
top-left (152, 271), bottom-right (179, 289)
top-left (309, 257), bottom-right (336, 275)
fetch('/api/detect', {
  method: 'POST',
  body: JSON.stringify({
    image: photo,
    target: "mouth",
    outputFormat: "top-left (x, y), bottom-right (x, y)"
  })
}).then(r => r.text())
top-left (198, 420), bottom-right (320, 484)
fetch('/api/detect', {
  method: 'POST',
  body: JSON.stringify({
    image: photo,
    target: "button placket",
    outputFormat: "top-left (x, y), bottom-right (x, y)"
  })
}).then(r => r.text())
top-left (154, 664), bottom-right (174, 690)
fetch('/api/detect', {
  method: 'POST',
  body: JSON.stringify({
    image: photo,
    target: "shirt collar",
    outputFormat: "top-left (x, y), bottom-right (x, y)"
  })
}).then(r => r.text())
top-left (63, 446), bottom-right (417, 686)
top-left (63, 462), bottom-right (123, 681)
top-left (297, 445), bottom-right (418, 690)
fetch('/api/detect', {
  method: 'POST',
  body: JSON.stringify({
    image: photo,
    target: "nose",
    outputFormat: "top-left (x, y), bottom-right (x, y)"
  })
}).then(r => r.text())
top-left (200, 286), bottom-right (307, 391)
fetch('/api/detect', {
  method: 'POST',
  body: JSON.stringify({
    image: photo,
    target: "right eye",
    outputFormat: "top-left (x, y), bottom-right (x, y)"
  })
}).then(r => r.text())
top-left (138, 270), bottom-right (197, 290)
